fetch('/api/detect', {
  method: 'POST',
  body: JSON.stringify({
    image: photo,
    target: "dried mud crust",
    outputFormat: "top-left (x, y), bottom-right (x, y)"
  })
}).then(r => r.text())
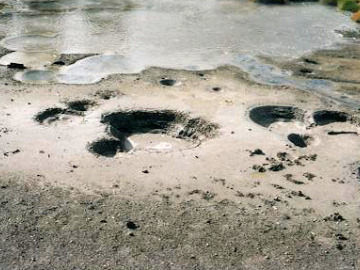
top-left (88, 110), bottom-right (219, 156)
top-left (0, 179), bottom-right (359, 270)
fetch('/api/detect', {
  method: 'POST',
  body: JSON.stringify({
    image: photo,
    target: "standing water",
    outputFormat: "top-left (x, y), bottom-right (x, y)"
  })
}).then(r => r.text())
top-left (0, 0), bottom-right (357, 85)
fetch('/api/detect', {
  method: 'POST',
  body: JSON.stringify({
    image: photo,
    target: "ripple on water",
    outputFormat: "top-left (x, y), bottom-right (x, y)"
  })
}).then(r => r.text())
top-left (1, 34), bottom-right (58, 53)
top-left (14, 69), bottom-right (56, 83)
top-left (57, 55), bottom-right (144, 84)
top-left (0, 1), bottom-right (356, 57)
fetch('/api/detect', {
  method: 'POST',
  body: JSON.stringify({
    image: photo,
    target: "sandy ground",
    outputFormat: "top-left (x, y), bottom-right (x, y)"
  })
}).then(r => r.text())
top-left (0, 50), bottom-right (360, 269)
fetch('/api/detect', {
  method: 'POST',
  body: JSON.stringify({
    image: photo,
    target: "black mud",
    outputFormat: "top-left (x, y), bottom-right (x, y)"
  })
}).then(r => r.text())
top-left (67, 100), bottom-right (96, 112)
top-left (88, 110), bottom-right (218, 156)
top-left (313, 110), bottom-right (349, 126)
top-left (288, 133), bottom-right (312, 148)
top-left (93, 90), bottom-right (119, 100)
top-left (7, 63), bottom-right (26, 69)
top-left (88, 138), bottom-right (133, 157)
top-left (159, 79), bottom-right (177, 86)
top-left (101, 110), bottom-right (218, 142)
top-left (102, 110), bottom-right (180, 136)
top-left (327, 131), bottom-right (358, 135)
top-left (35, 100), bottom-right (96, 124)
top-left (249, 106), bottom-right (304, 128)
top-left (34, 107), bottom-right (68, 124)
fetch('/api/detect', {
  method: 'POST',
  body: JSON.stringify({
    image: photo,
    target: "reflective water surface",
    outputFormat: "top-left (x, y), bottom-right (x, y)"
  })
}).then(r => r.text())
top-left (0, 0), bottom-right (357, 85)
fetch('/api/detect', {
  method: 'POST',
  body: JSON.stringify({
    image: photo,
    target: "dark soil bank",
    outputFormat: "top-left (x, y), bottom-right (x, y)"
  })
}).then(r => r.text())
top-left (0, 179), bottom-right (359, 270)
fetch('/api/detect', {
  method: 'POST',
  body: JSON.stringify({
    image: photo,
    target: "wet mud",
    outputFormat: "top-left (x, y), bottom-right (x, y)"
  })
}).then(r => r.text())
top-left (66, 99), bottom-right (96, 112)
top-left (88, 138), bottom-right (133, 157)
top-left (327, 131), bottom-right (358, 135)
top-left (88, 110), bottom-right (219, 156)
top-left (35, 100), bottom-right (96, 124)
top-left (34, 107), bottom-right (69, 124)
top-left (101, 110), bottom-right (218, 141)
top-left (249, 106), bottom-right (304, 128)
top-left (313, 110), bottom-right (349, 126)
top-left (159, 79), bottom-right (177, 87)
top-left (287, 133), bottom-right (312, 148)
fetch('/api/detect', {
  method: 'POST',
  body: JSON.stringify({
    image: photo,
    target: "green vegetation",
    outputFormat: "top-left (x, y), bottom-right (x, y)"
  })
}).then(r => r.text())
top-left (337, 0), bottom-right (360, 12)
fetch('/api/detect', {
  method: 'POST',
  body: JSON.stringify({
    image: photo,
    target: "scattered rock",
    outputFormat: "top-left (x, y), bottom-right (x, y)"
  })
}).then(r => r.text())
top-left (4, 149), bottom-right (20, 157)
top-left (324, 213), bottom-right (345, 222)
top-left (269, 163), bottom-right (285, 172)
top-left (202, 191), bottom-right (216, 200)
top-left (126, 221), bottom-right (139, 230)
top-left (252, 165), bottom-right (266, 172)
top-left (94, 90), bottom-right (119, 100)
top-left (303, 172), bottom-right (316, 181)
top-left (277, 152), bottom-right (290, 161)
top-left (290, 190), bottom-right (311, 200)
top-left (335, 233), bottom-right (348, 241)
top-left (272, 184), bottom-right (284, 190)
top-left (249, 149), bottom-right (265, 156)
top-left (284, 174), bottom-right (304, 185)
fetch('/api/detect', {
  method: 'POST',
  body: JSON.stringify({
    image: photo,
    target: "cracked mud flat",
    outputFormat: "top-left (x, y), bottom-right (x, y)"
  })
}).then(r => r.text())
top-left (1, 62), bottom-right (360, 269)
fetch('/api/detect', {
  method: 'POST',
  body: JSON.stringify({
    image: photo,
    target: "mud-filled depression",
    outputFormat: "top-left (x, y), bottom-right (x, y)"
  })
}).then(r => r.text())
top-left (34, 100), bottom-right (96, 125)
top-left (88, 110), bottom-right (219, 157)
top-left (249, 105), bottom-right (360, 147)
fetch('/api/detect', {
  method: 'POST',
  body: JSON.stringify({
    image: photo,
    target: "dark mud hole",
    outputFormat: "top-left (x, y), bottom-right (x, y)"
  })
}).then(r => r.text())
top-left (35, 100), bottom-right (96, 124)
top-left (89, 110), bottom-right (218, 157)
top-left (34, 108), bottom-right (68, 124)
top-left (88, 138), bottom-right (133, 157)
top-left (313, 110), bottom-right (349, 126)
top-left (249, 106), bottom-right (304, 127)
top-left (288, 133), bottom-right (312, 148)
top-left (66, 100), bottom-right (96, 112)
top-left (328, 131), bottom-right (358, 135)
top-left (159, 79), bottom-right (177, 86)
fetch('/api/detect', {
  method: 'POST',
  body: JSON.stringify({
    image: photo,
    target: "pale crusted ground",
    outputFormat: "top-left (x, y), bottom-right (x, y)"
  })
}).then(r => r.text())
top-left (0, 54), bottom-right (360, 269)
